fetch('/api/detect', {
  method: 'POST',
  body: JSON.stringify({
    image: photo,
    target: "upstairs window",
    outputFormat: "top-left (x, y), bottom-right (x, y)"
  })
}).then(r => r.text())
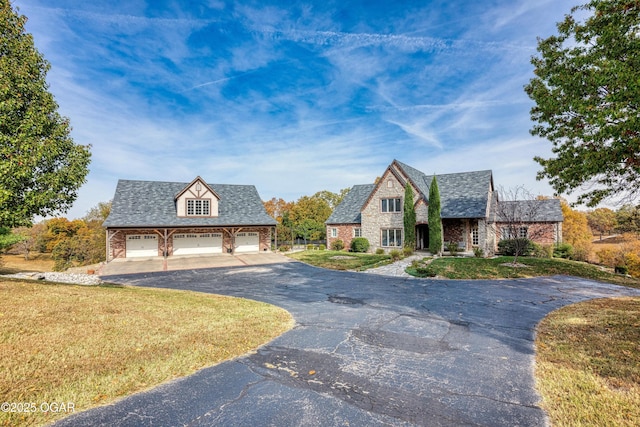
top-left (381, 198), bottom-right (402, 213)
top-left (187, 199), bottom-right (210, 216)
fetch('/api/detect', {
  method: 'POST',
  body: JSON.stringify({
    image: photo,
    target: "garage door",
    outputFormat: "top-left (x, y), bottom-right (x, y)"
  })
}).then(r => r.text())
top-left (126, 235), bottom-right (158, 258)
top-left (235, 232), bottom-right (259, 253)
top-left (173, 233), bottom-right (222, 255)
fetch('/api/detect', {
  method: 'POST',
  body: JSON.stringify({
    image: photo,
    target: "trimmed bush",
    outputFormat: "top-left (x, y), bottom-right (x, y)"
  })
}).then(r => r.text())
top-left (331, 239), bottom-right (344, 251)
top-left (306, 244), bottom-right (314, 250)
top-left (318, 244), bottom-right (326, 251)
top-left (350, 237), bottom-right (370, 253)
top-left (473, 247), bottom-right (484, 258)
top-left (375, 248), bottom-right (385, 255)
top-left (532, 243), bottom-right (554, 258)
top-left (278, 245), bottom-right (290, 252)
top-left (416, 266), bottom-right (437, 277)
top-left (498, 238), bottom-right (534, 256)
top-left (446, 242), bottom-right (459, 256)
top-left (553, 243), bottom-right (574, 259)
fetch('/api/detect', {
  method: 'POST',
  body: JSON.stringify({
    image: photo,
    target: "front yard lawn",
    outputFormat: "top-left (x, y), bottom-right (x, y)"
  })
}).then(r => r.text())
top-left (536, 297), bottom-right (640, 426)
top-left (286, 250), bottom-right (392, 270)
top-left (0, 279), bottom-right (293, 427)
top-left (406, 256), bottom-right (640, 288)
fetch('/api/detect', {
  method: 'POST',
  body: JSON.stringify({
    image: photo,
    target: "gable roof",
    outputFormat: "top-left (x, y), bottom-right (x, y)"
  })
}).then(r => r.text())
top-left (103, 179), bottom-right (276, 228)
top-left (494, 199), bottom-right (564, 223)
top-left (326, 184), bottom-right (376, 224)
top-left (394, 160), bottom-right (493, 218)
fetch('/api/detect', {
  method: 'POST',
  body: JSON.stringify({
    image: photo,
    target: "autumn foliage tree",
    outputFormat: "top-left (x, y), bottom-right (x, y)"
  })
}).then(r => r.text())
top-left (560, 201), bottom-right (593, 261)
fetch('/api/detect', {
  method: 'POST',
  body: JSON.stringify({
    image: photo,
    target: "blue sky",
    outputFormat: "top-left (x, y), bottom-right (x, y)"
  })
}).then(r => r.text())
top-left (14, 0), bottom-right (579, 219)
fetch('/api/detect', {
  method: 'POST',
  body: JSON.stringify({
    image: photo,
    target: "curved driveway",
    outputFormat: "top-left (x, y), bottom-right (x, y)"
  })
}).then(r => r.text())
top-left (56, 261), bottom-right (640, 426)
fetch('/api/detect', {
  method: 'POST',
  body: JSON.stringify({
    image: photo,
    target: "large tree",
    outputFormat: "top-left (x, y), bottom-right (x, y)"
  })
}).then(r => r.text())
top-left (428, 176), bottom-right (442, 255)
top-left (0, 1), bottom-right (91, 227)
top-left (525, 0), bottom-right (640, 207)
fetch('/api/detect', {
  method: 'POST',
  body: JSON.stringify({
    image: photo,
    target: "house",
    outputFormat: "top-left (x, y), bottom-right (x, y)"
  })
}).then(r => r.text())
top-left (325, 160), bottom-right (563, 254)
top-left (103, 176), bottom-right (276, 260)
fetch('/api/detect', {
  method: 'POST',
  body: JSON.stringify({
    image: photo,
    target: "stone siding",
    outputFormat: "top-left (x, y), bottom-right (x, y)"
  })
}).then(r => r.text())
top-left (361, 170), bottom-right (406, 251)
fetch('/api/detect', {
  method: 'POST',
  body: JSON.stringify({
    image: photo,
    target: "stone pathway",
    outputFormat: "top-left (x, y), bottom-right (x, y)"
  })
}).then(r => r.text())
top-left (363, 254), bottom-right (425, 278)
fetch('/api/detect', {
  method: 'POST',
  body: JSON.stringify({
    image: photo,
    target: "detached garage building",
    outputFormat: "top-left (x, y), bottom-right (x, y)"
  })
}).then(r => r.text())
top-left (103, 176), bottom-right (276, 260)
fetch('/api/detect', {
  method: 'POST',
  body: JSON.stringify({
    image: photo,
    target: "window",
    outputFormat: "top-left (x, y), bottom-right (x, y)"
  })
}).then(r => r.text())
top-left (471, 227), bottom-right (479, 246)
top-left (331, 228), bottom-right (337, 238)
top-left (187, 199), bottom-right (210, 216)
top-left (381, 229), bottom-right (402, 247)
top-left (501, 226), bottom-right (528, 240)
top-left (353, 228), bottom-right (362, 237)
top-left (387, 179), bottom-right (394, 188)
top-left (381, 198), bottom-right (402, 213)
top-left (518, 226), bottom-right (528, 238)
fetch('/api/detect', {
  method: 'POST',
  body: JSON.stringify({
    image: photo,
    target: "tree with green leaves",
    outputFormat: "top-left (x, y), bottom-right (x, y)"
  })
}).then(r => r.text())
top-left (525, 0), bottom-right (640, 207)
top-left (0, 1), bottom-right (91, 228)
top-left (428, 176), bottom-right (442, 255)
top-left (403, 182), bottom-right (416, 250)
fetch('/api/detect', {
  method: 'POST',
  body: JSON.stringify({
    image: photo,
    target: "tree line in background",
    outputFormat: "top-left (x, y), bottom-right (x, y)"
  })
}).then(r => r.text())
top-left (262, 189), bottom-right (350, 246)
top-left (0, 202), bottom-right (110, 271)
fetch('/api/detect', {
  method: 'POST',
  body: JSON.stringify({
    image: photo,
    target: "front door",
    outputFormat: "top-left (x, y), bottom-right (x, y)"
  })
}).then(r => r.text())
top-left (416, 225), bottom-right (429, 250)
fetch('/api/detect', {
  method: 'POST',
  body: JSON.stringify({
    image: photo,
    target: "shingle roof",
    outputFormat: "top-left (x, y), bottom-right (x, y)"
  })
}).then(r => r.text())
top-left (103, 180), bottom-right (276, 228)
top-left (326, 184), bottom-right (376, 224)
top-left (495, 199), bottom-right (564, 223)
top-left (395, 160), bottom-right (493, 218)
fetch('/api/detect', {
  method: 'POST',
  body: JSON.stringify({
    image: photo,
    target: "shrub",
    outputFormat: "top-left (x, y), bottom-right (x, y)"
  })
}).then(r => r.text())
top-left (614, 265), bottom-right (628, 275)
top-left (389, 249), bottom-right (401, 261)
top-left (553, 243), bottom-right (574, 259)
top-left (318, 244), bottom-right (326, 251)
top-left (350, 237), bottom-right (370, 253)
top-left (375, 248), bottom-right (385, 255)
top-left (416, 266), bottom-right (437, 277)
top-left (278, 245), bottom-right (290, 252)
top-left (446, 242), bottom-right (459, 256)
top-left (473, 247), bottom-right (484, 258)
top-left (498, 238), bottom-right (534, 256)
top-left (331, 239), bottom-right (344, 251)
top-left (402, 246), bottom-right (413, 257)
top-left (306, 244), bottom-right (314, 250)
top-left (532, 244), bottom-right (554, 259)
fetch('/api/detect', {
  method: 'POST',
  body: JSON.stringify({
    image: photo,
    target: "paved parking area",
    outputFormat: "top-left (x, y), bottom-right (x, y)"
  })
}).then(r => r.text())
top-left (55, 261), bottom-right (640, 426)
top-left (99, 252), bottom-right (291, 275)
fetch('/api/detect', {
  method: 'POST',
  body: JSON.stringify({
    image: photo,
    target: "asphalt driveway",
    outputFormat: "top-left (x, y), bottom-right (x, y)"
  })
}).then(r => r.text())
top-left (55, 262), bottom-right (640, 426)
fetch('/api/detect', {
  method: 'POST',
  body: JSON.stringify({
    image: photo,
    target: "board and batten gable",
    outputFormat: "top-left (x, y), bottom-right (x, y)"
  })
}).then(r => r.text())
top-left (175, 177), bottom-right (220, 217)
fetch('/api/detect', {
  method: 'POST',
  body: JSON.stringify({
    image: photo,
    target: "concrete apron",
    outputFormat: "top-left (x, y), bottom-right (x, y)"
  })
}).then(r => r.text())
top-left (99, 252), bottom-right (290, 276)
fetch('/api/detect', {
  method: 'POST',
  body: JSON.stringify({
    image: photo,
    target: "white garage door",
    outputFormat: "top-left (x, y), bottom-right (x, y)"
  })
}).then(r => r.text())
top-left (126, 235), bottom-right (158, 258)
top-left (173, 233), bottom-right (222, 255)
top-left (235, 232), bottom-right (259, 253)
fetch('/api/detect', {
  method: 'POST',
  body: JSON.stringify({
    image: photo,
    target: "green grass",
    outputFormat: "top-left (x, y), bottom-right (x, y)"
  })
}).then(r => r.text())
top-left (406, 256), bottom-right (640, 288)
top-left (536, 297), bottom-right (640, 426)
top-left (0, 279), bottom-right (293, 427)
top-left (286, 250), bottom-right (392, 270)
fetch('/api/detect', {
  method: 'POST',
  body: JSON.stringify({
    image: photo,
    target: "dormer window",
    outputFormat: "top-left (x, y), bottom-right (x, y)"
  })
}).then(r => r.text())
top-left (187, 199), bottom-right (210, 216)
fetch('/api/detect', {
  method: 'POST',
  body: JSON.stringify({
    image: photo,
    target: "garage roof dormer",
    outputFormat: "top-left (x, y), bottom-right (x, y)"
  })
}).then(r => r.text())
top-left (175, 176), bottom-right (220, 217)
